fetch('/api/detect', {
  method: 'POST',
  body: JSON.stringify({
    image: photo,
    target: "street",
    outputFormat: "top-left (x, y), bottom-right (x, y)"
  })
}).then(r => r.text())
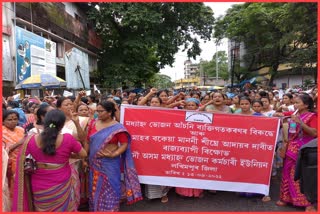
top-left (119, 168), bottom-right (304, 212)
top-left (119, 169), bottom-right (303, 212)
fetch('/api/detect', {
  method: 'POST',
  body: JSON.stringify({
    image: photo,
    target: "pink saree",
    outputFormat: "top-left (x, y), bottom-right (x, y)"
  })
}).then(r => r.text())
top-left (12, 134), bottom-right (82, 211)
top-left (176, 187), bottom-right (203, 198)
top-left (279, 112), bottom-right (317, 207)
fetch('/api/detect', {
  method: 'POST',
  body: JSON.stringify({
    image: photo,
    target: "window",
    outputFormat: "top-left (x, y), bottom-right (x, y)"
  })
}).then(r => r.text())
top-left (56, 42), bottom-right (64, 58)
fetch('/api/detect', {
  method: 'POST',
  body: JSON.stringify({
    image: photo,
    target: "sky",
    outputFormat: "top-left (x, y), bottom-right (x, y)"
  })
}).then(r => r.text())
top-left (160, 2), bottom-right (243, 81)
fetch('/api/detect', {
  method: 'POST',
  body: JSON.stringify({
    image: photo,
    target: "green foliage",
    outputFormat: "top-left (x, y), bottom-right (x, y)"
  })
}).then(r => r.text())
top-left (87, 3), bottom-right (215, 88)
top-left (214, 3), bottom-right (317, 86)
top-left (200, 51), bottom-right (229, 81)
top-left (303, 79), bottom-right (313, 88)
top-left (145, 73), bottom-right (174, 89)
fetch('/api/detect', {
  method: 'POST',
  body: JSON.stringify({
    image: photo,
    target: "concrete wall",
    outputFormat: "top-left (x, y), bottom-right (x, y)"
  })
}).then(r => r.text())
top-left (2, 3), bottom-right (100, 95)
top-left (273, 74), bottom-right (314, 89)
top-left (2, 3), bottom-right (16, 83)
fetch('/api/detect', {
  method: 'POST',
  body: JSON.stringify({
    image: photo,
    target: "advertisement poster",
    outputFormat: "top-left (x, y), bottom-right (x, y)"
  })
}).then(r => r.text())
top-left (15, 26), bottom-right (56, 83)
top-left (121, 105), bottom-right (280, 195)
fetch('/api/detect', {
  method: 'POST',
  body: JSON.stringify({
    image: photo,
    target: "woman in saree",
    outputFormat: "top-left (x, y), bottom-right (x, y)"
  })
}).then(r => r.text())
top-left (276, 93), bottom-right (294, 113)
top-left (12, 109), bottom-right (87, 211)
top-left (23, 102), bottom-right (39, 130)
top-left (200, 92), bottom-right (232, 113)
top-left (139, 88), bottom-right (184, 109)
top-left (57, 96), bottom-right (89, 207)
top-left (57, 96), bottom-right (87, 143)
top-left (2, 110), bottom-right (25, 200)
top-left (261, 96), bottom-right (276, 117)
top-left (230, 95), bottom-right (241, 113)
top-left (25, 103), bottom-right (55, 135)
top-left (276, 94), bottom-right (317, 212)
top-left (86, 101), bottom-right (142, 211)
top-left (138, 96), bottom-right (171, 203)
top-left (2, 144), bottom-right (11, 211)
top-left (175, 98), bottom-right (204, 198)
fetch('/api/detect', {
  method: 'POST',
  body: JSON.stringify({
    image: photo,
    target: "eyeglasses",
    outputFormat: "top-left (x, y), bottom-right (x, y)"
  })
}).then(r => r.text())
top-left (96, 110), bottom-right (107, 114)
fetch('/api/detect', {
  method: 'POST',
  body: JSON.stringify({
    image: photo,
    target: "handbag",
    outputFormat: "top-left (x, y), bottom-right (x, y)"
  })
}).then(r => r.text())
top-left (21, 134), bottom-right (37, 174)
top-left (24, 153), bottom-right (37, 174)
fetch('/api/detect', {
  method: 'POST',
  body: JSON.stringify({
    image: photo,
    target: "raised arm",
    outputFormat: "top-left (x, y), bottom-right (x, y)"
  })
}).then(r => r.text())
top-left (138, 88), bottom-right (157, 106)
top-left (73, 90), bottom-right (86, 112)
top-left (166, 92), bottom-right (185, 105)
top-left (198, 100), bottom-right (214, 111)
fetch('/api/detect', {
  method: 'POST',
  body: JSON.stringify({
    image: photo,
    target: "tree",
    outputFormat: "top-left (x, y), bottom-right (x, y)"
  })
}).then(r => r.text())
top-left (200, 50), bottom-right (229, 83)
top-left (213, 3), bottom-right (317, 86)
top-left (87, 3), bottom-right (215, 88)
top-left (145, 73), bottom-right (174, 89)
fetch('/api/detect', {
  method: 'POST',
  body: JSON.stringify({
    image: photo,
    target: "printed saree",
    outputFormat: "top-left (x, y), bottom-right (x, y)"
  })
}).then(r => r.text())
top-left (279, 112), bottom-right (317, 207)
top-left (88, 122), bottom-right (142, 211)
top-left (62, 116), bottom-right (90, 207)
top-left (12, 136), bottom-right (78, 211)
top-left (2, 126), bottom-right (25, 195)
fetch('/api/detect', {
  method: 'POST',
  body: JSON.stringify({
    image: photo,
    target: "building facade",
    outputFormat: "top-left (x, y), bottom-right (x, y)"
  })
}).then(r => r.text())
top-left (184, 59), bottom-right (199, 79)
top-left (179, 59), bottom-right (226, 89)
top-left (2, 2), bottom-right (101, 96)
top-left (227, 39), bottom-right (316, 89)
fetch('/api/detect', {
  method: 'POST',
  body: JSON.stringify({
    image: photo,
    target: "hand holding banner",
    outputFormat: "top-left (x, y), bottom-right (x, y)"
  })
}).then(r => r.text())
top-left (121, 105), bottom-right (280, 195)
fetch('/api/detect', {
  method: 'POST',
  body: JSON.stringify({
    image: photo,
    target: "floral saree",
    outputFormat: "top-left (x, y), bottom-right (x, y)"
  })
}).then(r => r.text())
top-left (279, 112), bottom-right (317, 207)
top-left (88, 123), bottom-right (142, 211)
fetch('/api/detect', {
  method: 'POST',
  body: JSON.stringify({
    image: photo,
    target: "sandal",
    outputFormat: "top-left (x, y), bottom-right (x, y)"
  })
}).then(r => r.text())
top-left (305, 206), bottom-right (316, 212)
top-left (276, 200), bottom-right (287, 206)
top-left (161, 196), bottom-right (168, 203)
top-left (262, 196), bottom-right (271, 202)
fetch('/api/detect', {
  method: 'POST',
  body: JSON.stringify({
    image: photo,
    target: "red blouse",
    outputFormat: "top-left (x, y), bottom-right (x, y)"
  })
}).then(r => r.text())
top-left (87, 119), bottom-right (128, 144)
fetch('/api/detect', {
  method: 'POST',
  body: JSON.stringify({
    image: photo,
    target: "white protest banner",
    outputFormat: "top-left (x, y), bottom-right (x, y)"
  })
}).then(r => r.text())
top-left (278, 89), bottom-right (284, 99)
top-left (94, 84), bottom-right (101, 94)
top-left (63, 90), bottom-right (73, 97)
top-left (13, 93), bottom-right (21, 100)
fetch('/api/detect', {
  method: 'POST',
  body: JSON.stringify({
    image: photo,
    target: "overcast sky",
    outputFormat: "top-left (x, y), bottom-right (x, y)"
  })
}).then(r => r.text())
top-left (160, 2), bottom-right (243, 81)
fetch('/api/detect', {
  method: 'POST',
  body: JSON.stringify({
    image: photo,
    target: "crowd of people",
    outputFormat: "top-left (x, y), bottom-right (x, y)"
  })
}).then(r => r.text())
top-left (2, 85), bottom-right (318, 212)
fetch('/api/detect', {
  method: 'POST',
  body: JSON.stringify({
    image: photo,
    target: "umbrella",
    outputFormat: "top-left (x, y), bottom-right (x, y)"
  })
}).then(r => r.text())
top-left (207, 86), bottom-right (224, 91)
top-left (254, 76), bottom-right (269, 82)
top-left (249, 77), bottom-right (256, 84)
top-left (212, 86), bottom-right (224, 90)
top-left (15, 73), bottom-right (67, 89)
top-left (198, 86), bottom-right (224, 90)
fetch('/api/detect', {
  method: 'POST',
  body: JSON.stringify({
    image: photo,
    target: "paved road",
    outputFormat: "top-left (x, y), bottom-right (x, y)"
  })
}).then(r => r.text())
top-left (119, 168), bottom-right (303, 212)
top-left (79, 168), bottom-right (307, 212)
